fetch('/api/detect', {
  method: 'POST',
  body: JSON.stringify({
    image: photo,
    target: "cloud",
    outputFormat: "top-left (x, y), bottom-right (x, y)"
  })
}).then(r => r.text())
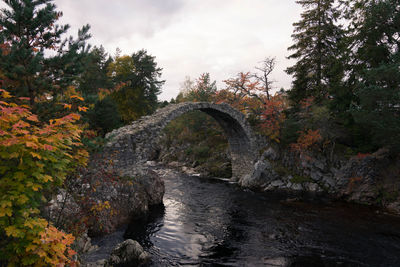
top-left (132, 0), bottom-right (302, 100)
top-left (56, 0), bottom-right (185, 41)
top-left (1, 0), bottom-right (302, 100)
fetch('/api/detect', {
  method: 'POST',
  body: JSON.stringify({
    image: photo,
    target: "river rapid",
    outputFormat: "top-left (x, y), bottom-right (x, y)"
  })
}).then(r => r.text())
top-left (86, 166), bottom-right (400, 266)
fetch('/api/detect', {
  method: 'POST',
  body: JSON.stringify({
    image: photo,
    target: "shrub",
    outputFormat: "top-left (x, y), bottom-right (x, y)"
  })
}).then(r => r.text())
top-left (0, 89), bottom-right (87, 265)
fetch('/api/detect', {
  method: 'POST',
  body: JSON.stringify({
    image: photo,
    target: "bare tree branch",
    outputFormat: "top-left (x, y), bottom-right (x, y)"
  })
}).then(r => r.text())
top-left (254, 56), bottom-right (276, 100)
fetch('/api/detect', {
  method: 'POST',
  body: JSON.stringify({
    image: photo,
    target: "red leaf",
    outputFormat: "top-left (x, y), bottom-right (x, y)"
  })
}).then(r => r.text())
top-left (43, 144), bottom-right (55, 151)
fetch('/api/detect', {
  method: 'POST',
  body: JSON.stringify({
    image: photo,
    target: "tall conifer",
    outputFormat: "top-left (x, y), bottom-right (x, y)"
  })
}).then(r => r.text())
top-left (0, 0), bottom-right (91, 106)
top-left (347, 0), bottom-right (400, 150)
top-left (286, 0), bottom-right (344, 105)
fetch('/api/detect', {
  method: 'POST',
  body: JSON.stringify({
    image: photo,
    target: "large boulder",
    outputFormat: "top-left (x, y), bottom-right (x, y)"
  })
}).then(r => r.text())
top-left (105, 239), bottom-right (150, 267)
top-left (335, 148), bottom-right (394, 203)
top-left (83, 166), bottom-right (165, 236)
top-left (47, 163), bottom-right (165, 237)
top-left (239, 159), bottom-right (278, 189)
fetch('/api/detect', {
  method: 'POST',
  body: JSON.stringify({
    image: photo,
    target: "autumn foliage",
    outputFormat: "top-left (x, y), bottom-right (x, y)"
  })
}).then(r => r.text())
top-left (290, 129), bottom-right (323, 152)
top-left (0, 89), bottom-right (87, 265)
top-left (214, 72), bottom-right (287, 142)
top-left (260, 95), bottom-right (287, 142)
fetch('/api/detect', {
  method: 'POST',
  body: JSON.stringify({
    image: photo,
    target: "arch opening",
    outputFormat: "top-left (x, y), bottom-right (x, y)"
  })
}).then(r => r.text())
top-left (105, 102), bottom-right (257, 181)
top-left (159, 109), bottom-right (232, 178)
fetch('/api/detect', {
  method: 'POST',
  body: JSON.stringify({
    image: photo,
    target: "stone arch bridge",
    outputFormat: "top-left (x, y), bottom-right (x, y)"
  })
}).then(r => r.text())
top-left (104, 102), bottom-right (259, 180)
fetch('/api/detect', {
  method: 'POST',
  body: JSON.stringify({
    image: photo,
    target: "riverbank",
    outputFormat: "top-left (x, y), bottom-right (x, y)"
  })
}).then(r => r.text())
top-left (81, 165), bottom-right (400, 266)
top-left (238, 146), bottom-right (400, 216)
top-left (157, 130), bottom-right (400, 216)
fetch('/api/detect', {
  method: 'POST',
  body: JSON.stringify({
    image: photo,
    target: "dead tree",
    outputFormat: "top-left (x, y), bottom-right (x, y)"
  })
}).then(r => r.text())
top-left (254, 57), bottom-right (276, 100)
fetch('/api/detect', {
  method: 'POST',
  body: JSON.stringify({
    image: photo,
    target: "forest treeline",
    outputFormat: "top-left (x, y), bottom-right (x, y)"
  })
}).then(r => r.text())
top-left (0, 0), bottom-right (399, 265)
top-left (0, 0), bottom-right (164, 265)
top-left (165, 0), bottom-right (400, 165)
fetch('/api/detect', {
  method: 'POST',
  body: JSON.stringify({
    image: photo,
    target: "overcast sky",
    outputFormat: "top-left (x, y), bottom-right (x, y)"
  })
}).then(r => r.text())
top-left (2, 0), bottom-right (303, 100)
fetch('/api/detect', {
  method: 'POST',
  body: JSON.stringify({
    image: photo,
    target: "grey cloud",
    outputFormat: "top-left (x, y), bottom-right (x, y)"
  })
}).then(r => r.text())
top-left (3, 0), bottom-right (301, 100)
top-left (56, 0), bottom-right (185, 40)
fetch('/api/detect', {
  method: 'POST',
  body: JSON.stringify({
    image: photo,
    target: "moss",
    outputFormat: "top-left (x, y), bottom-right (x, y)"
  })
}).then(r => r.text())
top-left (375, 187), bottom-right (399, 205)
top-left (272, 163), bottom-right (292, 177)
top-left (208, 163), bottom-right (232, 178)
top-left (185, 147), bottom-right (193, 156)
top-left (119, 175), bottom-right (134, 181)
top-left (193, 145), bottom-right (210, 159)
top-left (272, 162), bottom-right (313, 185)
top-left (290, 175), bottom-right (312, 184)
top-left (334, 143), bottom-right (356, 159)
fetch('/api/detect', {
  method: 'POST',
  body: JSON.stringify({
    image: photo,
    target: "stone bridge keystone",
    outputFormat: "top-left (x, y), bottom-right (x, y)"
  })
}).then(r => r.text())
top-left (104, 102), bottom-right (258, 180)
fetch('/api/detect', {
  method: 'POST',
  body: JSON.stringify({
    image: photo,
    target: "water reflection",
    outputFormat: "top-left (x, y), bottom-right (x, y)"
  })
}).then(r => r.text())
top-left (125, 167), bottom-right (400, 266)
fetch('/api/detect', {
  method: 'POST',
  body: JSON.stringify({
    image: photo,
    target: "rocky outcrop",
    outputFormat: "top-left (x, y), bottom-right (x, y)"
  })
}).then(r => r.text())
top-left (82, 239), bottom-right (150, 267)
top-left (47, 163), bottom-right (165, 237)
top-left (75, 233), bottom-right (99, 255)
top-left (105, 239), bottom-right (150, 267)
top-left (83, 166), bottom-right (165, 236)
top-left (239, 159), bottom-right (278, 189)
top-left (242, 146), bottom-right (400, 214)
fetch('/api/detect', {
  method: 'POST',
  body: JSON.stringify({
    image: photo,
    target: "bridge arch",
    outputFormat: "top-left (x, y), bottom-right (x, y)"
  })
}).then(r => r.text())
top-left (104, 102), bottom-right (257, 180)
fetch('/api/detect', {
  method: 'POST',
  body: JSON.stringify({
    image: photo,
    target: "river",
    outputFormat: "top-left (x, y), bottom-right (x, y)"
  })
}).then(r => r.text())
top-left (85, 166), bottom-right (400, 266)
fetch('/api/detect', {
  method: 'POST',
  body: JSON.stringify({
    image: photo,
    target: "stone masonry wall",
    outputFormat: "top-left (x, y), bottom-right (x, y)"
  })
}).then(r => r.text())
top-left (103, 102), bottom-right (259, 180)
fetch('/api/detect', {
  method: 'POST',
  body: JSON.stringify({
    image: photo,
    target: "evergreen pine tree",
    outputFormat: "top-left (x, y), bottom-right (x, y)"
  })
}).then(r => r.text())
top-left (348, 0), bottom-right (400, 151)
top-left (0, 0), bottom-right (91, 106)
top-left (79, 45), bottom-right (112, 96)
top-left (286, 0), bottom-right (345, 105)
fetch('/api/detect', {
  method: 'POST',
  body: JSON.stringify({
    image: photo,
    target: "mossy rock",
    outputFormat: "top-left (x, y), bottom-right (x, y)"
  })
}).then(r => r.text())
top-left (290, 175), bottom-right (312, 184)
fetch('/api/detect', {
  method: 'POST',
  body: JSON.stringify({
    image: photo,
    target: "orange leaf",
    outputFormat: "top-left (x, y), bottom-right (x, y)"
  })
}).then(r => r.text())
top-left (27, 115), bottom-right (39, 122)
top-left (70, 95), bottom-right (84, 101)
top-left (68, 249), bottom-right (77, 256)
top-left (12, 121), bottom-right (30, 129)
top-left (78, 106), bottom-right (88, 112)
top-left (63, 104), bottom-right (72, 110)
top-left (26, 141), bottom-right (39, 149)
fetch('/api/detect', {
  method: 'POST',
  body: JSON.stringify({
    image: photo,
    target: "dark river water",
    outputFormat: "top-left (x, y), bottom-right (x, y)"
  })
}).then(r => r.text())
top-left (86, 167), bottom-right (400, 266)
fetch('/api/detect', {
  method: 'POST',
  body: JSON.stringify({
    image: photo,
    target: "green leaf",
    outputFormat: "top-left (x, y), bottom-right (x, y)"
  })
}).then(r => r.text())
top-left (14, 172), bottom-right (26, 181)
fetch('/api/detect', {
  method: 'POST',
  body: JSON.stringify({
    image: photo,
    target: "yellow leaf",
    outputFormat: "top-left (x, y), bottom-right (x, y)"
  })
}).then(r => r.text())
top-left (0, 200), bottom-right (12, 208)
top-left (30, 152), bottom-right (42, 159)
top-left (43, 175), bottom-right (53, 182)
top-left (37, 249), bottom-right (46, 258)
top-left (27, 208), bottom-right (41, 216)
top-left (24, 220), bottom-right (34, 229)
top-left (25, 244), bottom-right (37, 252)
top-left (0, 89), bottom-right (12, 98)
top-left (17, 195), bottom-right (28, 205)
top-left (5, 226), bottom-right (21, 237)
top-left (9, 152), bottom-right (19, 158)
top-left (36, 162), bottom-right (45, 169)
top-left (32, 184), bottom-right (42, 191)
top-left (0, 207), bottom-right (12, 217)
